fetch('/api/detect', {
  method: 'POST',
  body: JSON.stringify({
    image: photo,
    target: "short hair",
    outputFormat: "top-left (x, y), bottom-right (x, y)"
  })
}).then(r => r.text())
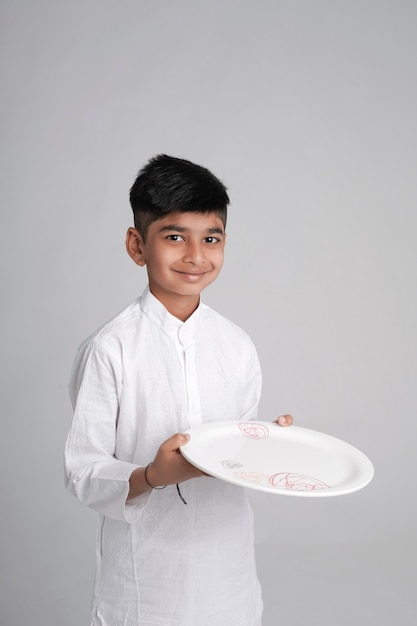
top-left (129, 154), bottom-right (229, 239)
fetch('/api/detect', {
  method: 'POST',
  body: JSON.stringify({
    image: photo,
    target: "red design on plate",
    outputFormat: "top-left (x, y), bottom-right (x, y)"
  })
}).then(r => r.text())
top-left (269, 472), bottom-right (330, 491)
top-left (238, 422), bottom-right (270, 439)
top-left (233, 471), bottom-right (270, 486)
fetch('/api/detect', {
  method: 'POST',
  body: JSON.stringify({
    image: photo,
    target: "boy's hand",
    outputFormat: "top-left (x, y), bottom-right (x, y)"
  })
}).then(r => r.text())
top-left (274, 414), bottom-right (293, 427)
top-left (147, 433), bottom-right (205, 487)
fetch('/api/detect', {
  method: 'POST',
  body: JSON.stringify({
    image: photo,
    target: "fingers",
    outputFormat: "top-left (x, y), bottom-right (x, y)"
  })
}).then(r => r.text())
top-left (275, 414), bottom-right (293, 427)
top-left (149, 432), bottom-right (203, 486)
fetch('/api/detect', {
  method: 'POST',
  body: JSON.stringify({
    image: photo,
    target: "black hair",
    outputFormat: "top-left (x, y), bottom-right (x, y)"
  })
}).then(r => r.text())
top-left (129, 154), bottom-right (229, 239)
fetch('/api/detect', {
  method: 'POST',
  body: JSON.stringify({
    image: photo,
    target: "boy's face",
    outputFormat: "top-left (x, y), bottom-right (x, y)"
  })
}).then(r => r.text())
top-left (126, 211), bottom-right (226, 319)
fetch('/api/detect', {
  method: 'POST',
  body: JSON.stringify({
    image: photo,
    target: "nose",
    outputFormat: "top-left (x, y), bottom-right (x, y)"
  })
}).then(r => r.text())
top-left (183, 240), bottom-right (206, 265)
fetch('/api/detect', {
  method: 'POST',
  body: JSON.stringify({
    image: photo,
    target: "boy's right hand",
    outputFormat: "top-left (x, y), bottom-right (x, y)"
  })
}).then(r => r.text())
top-left (146, 433), bottom-right (205, 487)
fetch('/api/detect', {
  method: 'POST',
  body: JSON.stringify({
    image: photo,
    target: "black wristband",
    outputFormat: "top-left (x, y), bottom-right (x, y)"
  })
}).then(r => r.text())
top-left (144, 463), bottom-right (167, 490)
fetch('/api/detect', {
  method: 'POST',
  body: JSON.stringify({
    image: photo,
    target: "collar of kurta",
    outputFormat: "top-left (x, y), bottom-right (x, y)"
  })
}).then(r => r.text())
top-left (139, 285), bottom-right (202, 345)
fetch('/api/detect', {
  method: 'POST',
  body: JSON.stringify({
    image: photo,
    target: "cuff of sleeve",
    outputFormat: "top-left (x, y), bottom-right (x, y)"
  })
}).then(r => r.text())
top-left (100, 461), bottom-right (152, 523)
top-left (67, 460), bottom-right (153, 523)
top-left (124, 488), bottom-right (152, 523)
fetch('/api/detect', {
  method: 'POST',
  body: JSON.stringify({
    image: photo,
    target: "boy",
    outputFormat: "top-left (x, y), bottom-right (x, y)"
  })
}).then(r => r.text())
top-left (65, 154), bottom-right (292, 626)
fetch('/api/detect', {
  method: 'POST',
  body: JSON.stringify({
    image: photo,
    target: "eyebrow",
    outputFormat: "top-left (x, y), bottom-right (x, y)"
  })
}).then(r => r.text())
top-left (157, 224), bottom-right (224, 235)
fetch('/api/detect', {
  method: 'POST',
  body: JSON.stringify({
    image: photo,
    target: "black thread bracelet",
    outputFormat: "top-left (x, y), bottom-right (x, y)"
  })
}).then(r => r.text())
top-left (144, 463), bottom-right (187, 505)
top-left (176, 483), bottom-right (187, 505)
top-left (144, 463), bottom-right (167, 490)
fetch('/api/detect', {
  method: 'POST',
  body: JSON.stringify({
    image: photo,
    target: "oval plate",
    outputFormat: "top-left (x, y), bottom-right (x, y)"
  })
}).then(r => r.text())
top-left (180, 421), bottom-right (374, 497)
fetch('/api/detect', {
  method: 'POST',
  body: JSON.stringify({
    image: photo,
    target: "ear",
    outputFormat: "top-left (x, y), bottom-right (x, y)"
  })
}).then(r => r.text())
top-left (126, 227), bottom-right (146, 267)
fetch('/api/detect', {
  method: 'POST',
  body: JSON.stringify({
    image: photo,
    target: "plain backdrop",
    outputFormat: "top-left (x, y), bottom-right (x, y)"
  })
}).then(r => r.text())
top-left (1, 1), bottom-right (416, 625)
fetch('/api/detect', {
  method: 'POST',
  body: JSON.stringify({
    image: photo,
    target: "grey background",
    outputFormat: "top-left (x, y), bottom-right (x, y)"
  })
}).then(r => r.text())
top-left (1, 1), bottom-right (415, 624)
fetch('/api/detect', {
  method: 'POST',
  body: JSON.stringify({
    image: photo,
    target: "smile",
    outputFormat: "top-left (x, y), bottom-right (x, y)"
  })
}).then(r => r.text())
top-left (175, 270), bottom-right (210, 281)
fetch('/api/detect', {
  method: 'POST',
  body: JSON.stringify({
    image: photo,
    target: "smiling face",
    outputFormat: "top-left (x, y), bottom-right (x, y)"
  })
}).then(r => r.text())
top-left (126, 211), bottom-right (226, 320)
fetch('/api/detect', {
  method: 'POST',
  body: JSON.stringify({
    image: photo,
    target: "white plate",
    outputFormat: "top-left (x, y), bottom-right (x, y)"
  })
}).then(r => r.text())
top-left (180, 421), bottom-right (374, 497)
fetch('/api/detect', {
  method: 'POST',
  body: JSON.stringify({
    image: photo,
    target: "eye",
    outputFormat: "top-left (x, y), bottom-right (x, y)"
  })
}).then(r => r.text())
top-left (204, 236), bottom-right (220, 244)
top-left (166, 234), bottom-right (183, 241)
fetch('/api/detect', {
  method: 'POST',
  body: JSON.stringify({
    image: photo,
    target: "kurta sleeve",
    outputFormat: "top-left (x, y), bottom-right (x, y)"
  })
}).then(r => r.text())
top-left (240, 337), bottom-right (262, 422)
top-left (64, 337), bottom-right (150, 523)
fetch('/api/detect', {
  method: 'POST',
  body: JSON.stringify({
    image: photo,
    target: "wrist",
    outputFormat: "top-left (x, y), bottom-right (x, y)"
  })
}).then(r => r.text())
top-left (144, 462), bottom-right (167, 490)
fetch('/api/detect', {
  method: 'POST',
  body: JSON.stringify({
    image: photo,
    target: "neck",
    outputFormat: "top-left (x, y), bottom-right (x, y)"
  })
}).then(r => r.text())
top-left (149, 286), bottom-right (200, 322)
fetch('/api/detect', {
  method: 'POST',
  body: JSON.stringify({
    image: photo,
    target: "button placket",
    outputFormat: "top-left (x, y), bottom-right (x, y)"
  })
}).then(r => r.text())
top-left (178, 327), bottom-right (202, 428)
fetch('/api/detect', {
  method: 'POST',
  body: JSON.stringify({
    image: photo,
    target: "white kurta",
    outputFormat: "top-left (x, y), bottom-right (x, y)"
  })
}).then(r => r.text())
top-left (65, 286), bottom-right (263, 626)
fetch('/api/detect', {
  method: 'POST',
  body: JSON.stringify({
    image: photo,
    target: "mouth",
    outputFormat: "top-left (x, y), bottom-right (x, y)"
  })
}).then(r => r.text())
top-left (174, 270), bottom-right (210, 281)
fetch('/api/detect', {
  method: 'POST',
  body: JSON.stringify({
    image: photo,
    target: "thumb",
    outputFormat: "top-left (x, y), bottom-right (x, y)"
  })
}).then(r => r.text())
top-left (162, 432), bottom-right (190, 452)
top-left (276, 414), bottom-right (294, 427)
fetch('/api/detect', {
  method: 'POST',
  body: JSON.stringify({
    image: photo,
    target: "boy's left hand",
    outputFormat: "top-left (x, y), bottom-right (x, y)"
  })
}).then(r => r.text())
top-left (275, 414), bottom-right (293, 427)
